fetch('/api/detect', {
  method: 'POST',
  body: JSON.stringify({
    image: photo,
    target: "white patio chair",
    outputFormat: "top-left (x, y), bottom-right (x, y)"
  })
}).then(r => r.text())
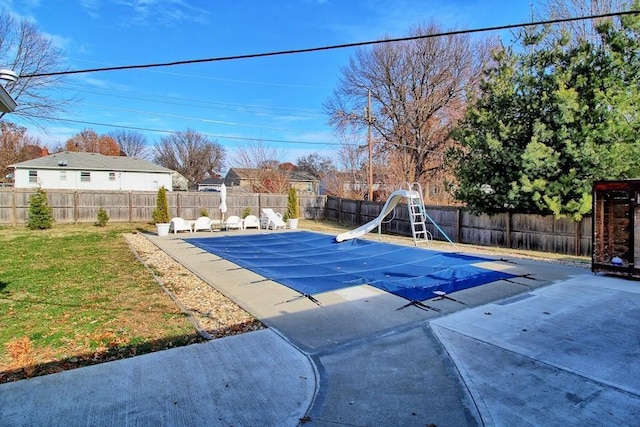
top-left (193, 216), bottom-right (213, 232)
top-left (169, 217), bottom-right (192, 234)
top-left (243, 214), bottom-right (260, 230)
top-left (261, 208), bottom-right (286, 230)
top-left (225, 215), bottom-right (242, 230)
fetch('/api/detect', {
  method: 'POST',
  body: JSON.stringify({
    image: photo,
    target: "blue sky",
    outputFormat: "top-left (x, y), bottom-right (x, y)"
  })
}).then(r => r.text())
top-left (1, 0), bottom-right (535, 167)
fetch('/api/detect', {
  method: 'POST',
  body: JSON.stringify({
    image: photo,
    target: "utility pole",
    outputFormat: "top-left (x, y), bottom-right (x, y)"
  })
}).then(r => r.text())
top-left (366, 89), bottom-right (373, 201)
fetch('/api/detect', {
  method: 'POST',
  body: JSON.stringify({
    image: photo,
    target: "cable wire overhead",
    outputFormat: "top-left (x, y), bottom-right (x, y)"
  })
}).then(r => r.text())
top-left (21, 11), bottom-right (640, 78)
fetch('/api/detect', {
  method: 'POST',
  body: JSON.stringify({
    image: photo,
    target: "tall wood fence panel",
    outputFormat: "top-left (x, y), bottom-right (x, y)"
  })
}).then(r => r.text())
top-left (0, 189), bottom-right (326, 226)
top-left (1, 188), bottom-right (590, 256)
top-left (326, 196), bottom-right (592, 256)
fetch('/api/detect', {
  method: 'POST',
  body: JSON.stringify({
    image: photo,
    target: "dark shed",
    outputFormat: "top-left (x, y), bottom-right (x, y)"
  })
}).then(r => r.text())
top-left (592, 179), bottom-right (640, 277)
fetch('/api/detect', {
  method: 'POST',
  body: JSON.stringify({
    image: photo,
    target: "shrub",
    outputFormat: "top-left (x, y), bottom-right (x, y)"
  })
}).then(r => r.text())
top-left (152, 186), bottom-right (170, 223)
top-left (285, 187), bottom-right (299, 220)
top-left (27, 188), bottom-right (54, 230)
top-left (96, 207), bottom-right (109, 227)
top-left (200, 208), bottom-right (209, 217)
top-left (241, 207), bottom-right (252, 219)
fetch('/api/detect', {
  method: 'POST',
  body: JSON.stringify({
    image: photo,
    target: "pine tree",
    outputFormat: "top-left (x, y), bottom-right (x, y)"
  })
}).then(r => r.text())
top-left (27, 188), bottom-right (54, 230)
top-left (450, 8), bottom-right (640, 220)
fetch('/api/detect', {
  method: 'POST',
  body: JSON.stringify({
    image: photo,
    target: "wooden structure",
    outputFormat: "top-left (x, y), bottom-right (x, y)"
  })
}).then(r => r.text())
top-left (592, 180), bottom-right (640, 277)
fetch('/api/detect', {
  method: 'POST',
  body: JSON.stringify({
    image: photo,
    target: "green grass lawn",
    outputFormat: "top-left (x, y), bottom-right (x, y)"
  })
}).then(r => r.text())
top-left (0, 222), bottom-right (201, 382)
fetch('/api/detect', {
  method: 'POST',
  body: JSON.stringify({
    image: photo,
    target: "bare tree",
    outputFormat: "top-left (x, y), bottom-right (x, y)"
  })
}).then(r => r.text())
top-left (154, 129), bottom-right (225, 189)
top-left (0, 11), bottom-right (73, 124)
top-left (325, 22), bottom-right (497, 192)
top-left (109, 129), bottom-right (149, 158)
top-left (322, 138), bottom-right (368, 199)
top-left (233, 140), bottom-right (290, 193)
top-left (535, 0), bottom-right (630, 43)
top-left (296, 153), bottom-right (335, 179)
top-left (0, 121), bottom-right (43, 180)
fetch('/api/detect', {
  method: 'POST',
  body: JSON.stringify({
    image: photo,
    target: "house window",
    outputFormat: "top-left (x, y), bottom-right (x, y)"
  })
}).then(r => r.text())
top-left (28, 170), bottom-right (37, 183)
top-left (109, 172), bottom-right (116, 181)
top-left (60, 171), bottom-right (66, 181)
top-left (81, 171), bottom-right (91, 182)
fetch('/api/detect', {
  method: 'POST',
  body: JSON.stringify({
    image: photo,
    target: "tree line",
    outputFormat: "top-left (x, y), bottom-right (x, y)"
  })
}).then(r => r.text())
top-left (0, 122), bottom-right (337, 191)
top-left (325, 0), bottom-right (639, 219)
top-left (1, 1), bottom-right (639, 218)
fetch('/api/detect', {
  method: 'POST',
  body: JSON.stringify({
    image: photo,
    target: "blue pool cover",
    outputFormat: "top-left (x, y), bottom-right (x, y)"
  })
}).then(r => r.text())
top-left (187, 231), bottom-right (516, 302)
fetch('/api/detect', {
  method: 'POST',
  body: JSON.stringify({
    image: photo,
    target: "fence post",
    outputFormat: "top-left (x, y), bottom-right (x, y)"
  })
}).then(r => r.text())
top-left (323, 196), bottom-right (328, 221)
top-left (127, 192), bottom-right (132, 222)
top-left (74, 191), bottom-right (79, 224)
top-left (11, 188), bottom-right (17, 226)
top-left (575, 220), bottom-right (581, 257)
top-left (506, 211), bottom-right (512, 248)
top-left (456, 208), bottom-right (462, 243)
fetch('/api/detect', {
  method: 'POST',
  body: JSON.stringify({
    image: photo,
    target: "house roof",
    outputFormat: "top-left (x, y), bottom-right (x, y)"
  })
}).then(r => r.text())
top-left (225, 168), bottom-right (254, 179)
top-left (226, 168), bottom-right (318, 182)
top-left (10, 151), bottom-right (173, 174)
top-left (198, 177), bottom-right (224, 185)
top-left (290, 170), bottom-right (318, 182)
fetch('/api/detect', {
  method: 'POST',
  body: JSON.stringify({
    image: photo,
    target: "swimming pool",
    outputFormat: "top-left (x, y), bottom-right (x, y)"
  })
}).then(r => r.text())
top-left (187, 231), bottom-right (515, 301)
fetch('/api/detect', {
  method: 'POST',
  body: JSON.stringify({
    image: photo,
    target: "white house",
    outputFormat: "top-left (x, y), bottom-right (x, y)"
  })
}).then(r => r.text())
top-left (10, 151), bottom-right (174, 191)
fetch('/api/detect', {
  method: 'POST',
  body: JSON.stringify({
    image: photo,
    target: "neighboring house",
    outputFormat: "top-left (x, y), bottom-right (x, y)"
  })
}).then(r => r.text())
top-left (172, 171), bottom-right (189, 191)
top-left (224, 168), bottom-right (256, 189)
top-left (197, 177), bottom-right (224, 192)
top-left (337, 172), bottom-right (385, 194)
top-left (289, 170), bottom-right (320, 195)
top-left (10, 151), bottom-right (173, 191)
top-left (224, 168), bottom-right (319, 195)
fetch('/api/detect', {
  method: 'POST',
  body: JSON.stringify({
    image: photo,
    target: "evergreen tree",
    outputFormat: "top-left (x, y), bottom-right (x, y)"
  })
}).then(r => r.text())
top-left (450, 6), bottom-right (640, 220)
top-left (27, 188), bottom-right (54, 230)
top-left (285, 187), bottom-right (299, 221)
top-left (96, 207), bottom-right (109, 227)
top-left (152, 186), bottom-right (170, 224)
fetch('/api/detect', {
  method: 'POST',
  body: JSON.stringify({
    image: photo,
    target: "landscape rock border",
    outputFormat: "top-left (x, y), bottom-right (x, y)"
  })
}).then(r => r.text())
top-left (124, 232), bottom-right (264, 340)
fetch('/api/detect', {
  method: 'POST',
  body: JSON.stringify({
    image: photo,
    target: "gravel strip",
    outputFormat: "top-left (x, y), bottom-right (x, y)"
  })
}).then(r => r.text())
top-left (124, 232), bottom-right (264, 339)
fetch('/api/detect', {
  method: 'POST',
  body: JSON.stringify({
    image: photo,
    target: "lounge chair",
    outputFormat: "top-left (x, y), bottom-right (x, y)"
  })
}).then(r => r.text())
top-left (243, 214), bottom-right (260, 230)
top-left (261, 208), bottom-right (286, 230)
top-left (193, 216), bottom-right (213, 232)
top-left (260, 212), bottom-right (270, 229)
top-left (169, 217), bottom-right (192, 234)
top-left (225, 215), bottom-right (242, 230)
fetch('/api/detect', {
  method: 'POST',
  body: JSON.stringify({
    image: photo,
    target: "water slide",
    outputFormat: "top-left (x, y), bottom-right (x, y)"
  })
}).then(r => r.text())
top-left (335, 190), bottom-right (420, 243)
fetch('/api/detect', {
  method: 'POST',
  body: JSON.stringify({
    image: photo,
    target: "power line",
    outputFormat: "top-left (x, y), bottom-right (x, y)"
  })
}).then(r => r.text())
top-left (76, 102), bottom-right (289, 130)
top-left (21, 10), bottom-right (640, 78)
top-left (61, 82), bottom-right (325, 117)
top-left (70, 57), bottom-right (332, 89)
top-left (26, 114), bottom-right (348, 147)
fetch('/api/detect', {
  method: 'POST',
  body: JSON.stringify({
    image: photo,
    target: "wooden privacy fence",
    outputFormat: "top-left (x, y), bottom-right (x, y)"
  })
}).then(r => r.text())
top-left (0, 189), bottom-right (326, 226)
top-left (0, 188), bottom-right (591, 256)
top-left (326, 196), bottom-right (591, 257)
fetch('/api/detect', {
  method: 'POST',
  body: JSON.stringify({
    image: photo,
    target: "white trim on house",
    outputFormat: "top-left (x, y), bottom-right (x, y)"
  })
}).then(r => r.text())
top-left (10, 151), bottom-right (174, 191)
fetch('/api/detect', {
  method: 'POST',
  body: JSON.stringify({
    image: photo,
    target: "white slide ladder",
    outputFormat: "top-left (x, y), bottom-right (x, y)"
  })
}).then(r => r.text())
top-left (405, 182), bottom-right (432, 246)
top-left (335, 182), bottom-right (457, 248)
